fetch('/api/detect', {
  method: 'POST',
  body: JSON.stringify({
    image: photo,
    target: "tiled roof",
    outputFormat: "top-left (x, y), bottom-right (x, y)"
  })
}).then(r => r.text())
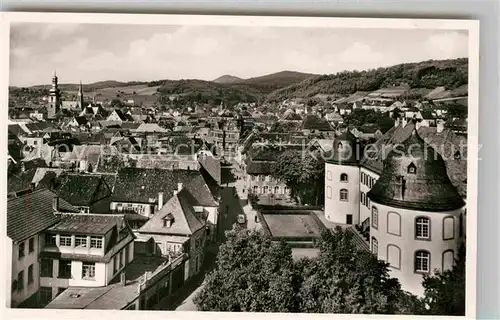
top-left (8, 168), bottom-right (37, 194)
top-left (54, 173), bottom-right (112, 207)
top-left (198, 155), bottom-right (221, 184)
top-left (112, 168), bottom-right (218, 207)
top-left (247, 144), bottom-right (304, 162)
top-left (246, 160), bottom-right (274, 175)
top-left (301, 114), bottom-right (334, 131)
top-left (47, 214), bottom-right (125, 236)
top-left (7, 189), bottom-right (77, 242)
top-left (139, 189), bottom-right (205, 235)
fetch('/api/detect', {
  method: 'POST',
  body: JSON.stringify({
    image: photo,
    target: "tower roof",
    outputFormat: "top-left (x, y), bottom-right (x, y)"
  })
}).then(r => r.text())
top-left (367, 128), bottom-right (464, 212)
top-left (326, 129), bottom-right (360, 166)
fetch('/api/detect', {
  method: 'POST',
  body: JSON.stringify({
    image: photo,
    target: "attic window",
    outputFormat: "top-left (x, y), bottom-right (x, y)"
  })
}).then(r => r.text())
top-left (163, 214), bottom-right (174, 228)
top-left (337, 142), bottom-right (343, 149)
top-left (408, 163), bottom-right (417, 174)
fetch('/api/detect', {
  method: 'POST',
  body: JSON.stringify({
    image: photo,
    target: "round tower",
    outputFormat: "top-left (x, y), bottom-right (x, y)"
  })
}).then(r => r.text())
top-left (324, 130), bottom-right (361, 224)
top-left (367, 128), bottom-right (465, 296)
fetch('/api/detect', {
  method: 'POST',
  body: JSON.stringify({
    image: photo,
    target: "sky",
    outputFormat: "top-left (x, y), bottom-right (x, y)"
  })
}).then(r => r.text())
top-left (9, 23), bottom-right (469, 87)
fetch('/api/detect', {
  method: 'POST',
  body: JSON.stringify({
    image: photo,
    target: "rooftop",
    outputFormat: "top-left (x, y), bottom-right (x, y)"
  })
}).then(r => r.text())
top-left (7, 189), bottom-right (78, 243)
top-left (47, 214), bottom-right (125, 235)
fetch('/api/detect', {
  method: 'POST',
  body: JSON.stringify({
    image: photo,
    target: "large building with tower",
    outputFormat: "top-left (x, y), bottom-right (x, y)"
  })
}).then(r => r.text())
top-left (47, 71), bottom-right (61, 119)
top-left (324, 119), bottom-right (467, 296)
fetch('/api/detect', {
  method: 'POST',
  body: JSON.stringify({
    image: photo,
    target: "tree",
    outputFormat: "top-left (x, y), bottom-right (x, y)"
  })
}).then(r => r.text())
top-left (194, 228), bottom-right (300, 312)
top-left (271, 149), bottom-right (325, 205)
top-left (298, 228), bottom-right (404, 314)
top-left (195, 227), bottom-right (420, 314)
top-left (421, 244), bottom-right (466, 315)
top-left (110, 99), bottom-right (125, 109)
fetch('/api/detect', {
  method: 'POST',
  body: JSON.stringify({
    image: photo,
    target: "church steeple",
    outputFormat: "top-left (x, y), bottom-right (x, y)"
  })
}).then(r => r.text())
top-left (47, 70), bottom-right (61, 119)
top-left (78, 80), bottom-right (85, 110)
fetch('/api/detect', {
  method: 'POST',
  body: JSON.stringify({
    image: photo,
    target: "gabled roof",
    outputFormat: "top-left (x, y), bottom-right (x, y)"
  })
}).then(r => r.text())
top-left (138, 189), bottom-right (205, 236)
top-left (7, 189), bottom-right (78, 242)
top-left (301, 114), bottom-right (334, 131)
top-left (54, 173), bottom-right (112, 207)
top-left (112, 168), bottom-right (218, 207)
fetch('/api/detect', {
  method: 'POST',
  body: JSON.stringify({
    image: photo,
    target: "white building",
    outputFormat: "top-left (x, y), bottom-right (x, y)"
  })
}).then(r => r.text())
top-left (38, 214), bottom-right (135, 305)
top-left (7, 189), bottom-right (78, 308)
top-left (324, 120), bottom-right (467, 296)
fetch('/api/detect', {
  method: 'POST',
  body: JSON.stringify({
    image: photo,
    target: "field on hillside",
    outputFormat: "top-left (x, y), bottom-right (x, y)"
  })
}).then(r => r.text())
top-left (64, 84), bottom-right (160, 107)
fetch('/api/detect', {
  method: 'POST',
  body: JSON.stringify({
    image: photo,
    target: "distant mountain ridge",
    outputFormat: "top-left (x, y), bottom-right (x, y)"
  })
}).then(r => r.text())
top-left (212, 75), bottom-right (244, 84)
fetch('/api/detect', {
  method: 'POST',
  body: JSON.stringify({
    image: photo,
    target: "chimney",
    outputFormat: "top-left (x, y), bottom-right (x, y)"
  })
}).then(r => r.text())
top-left (394, 117), bottom-right (400, 128)
top-left (120, 272), bottom-right (126, 286)
top-left (52, 196), bottom-right (59, 212)
top-left (437, 120), bottom-right (444, 133)
top-left (158, 192), bottom-right (164, 210)
top-left (401, 118), bottom-right (408, 128)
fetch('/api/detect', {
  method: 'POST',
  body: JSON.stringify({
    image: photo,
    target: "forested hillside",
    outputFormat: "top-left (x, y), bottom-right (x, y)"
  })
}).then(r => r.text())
top-left (265, 58), bottom-right (468, 102)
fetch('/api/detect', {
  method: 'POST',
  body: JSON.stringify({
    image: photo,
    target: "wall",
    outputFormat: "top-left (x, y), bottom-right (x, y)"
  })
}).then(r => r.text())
top-left (359, 168), bottom-right (380, 224)
top-left (370, 202), bottom-right (463, 296)
top-left (40, 260), bottom-right (108, 300)
top-left (246, 174), bottom-right (290, 197)
top-left (106, 242), bottom-right (135, 283)
top-left (142, 234), bottom-right (190, 257)
top-left (324, 162), bottom-right (360, 224)
top-left (10, 235), bottom-right (40, 308)
top-left (110, 201), bottom-right (153, 217)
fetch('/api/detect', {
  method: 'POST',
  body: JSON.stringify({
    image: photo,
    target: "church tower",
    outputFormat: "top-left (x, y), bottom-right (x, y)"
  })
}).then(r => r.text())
top-left (47, 70), bottom-right (61, 119)
top-left (77, 80), bottom-right (85, 110)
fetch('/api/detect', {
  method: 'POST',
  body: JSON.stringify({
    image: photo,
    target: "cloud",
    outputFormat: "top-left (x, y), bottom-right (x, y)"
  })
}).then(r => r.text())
top-left (337, 42), bottom-right (385, 65)
top-left (11, 47), bottom-right (30, 59)
top-left (424, 31), bottom-right (468, 59)
top-left (52, 38), bottom-right (89, 63)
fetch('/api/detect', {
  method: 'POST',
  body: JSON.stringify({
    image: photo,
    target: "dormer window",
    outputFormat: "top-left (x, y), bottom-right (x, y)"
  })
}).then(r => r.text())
top-left (454, 151), bottom-right (461, 160)
top-left (163, 213), bottom-right (174, 228)
top-left (407, 163), bottom-right (417, 174)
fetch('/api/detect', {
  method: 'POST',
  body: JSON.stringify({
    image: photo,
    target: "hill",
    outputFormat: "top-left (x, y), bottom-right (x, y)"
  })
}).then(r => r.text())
top-left (213, 75), bottom-right (244, 84)
top-left (265, 58), bottom-right (468, 102)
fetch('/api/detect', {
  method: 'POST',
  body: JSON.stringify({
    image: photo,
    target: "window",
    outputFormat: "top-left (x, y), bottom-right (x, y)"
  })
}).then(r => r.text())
top-left (114, 255), bottom-right (119, 273)
top-left (371, 237), bottom-right (378, 256)
top-left (408, 163), bottom-right (417, 174)
top-left (45, 233), bottom-right (57, 246)
top-left (274, 186), bottom-right (280, 194)
top-left (90, 236), bottom-right (103, 249)
top-left (39, 287), bottom-right (53, 305)
top-left (60, 235), bottom-right (72, 247)
top-left (327, 186), bottom-right (332, 199)
top-left (360, 172), bottom-right (365, 184)
top-left (263, 186), bottom-right (269, 193)
top-left (387, 212), bottom-right (401, 236)
top-left (17, 271), bottom-right (24, 291)
top-left (58, 260), bottom-right (72, 279)
top-left (340, 173), bottom-right (348, 182)
top-left (442, 216), bottom-right (455, 240)
top-left (119, 251), bottom-right (124, 268)
top-left (414, 250), bottom-right (430, 273)
top-left (371, 207), bottom-right (378, 229)
top-left (415, 217), bottom-right (430, 240)
top-left (442, 250), bottom-right (454, 271)
top-left (18, 242), bottom-right (25, 259)
top-left (29, 238), bottom-right (34, 253)
top-left (82, 263), bottom-right (96, 279)
top-left (40, 259), bottom-right (53, 277)
top-left (360, 192), bottom-right (365, 205)
top-left (387, 245), bottom-right (401, 269)
top-left (327, 171), bottom-right (332, 180)
top-left (340, 189), bottom-right (348, 201)
top-left (28, 265), bottom-right (34, 284)
top-left (75, 236), bottom-right (87, 247)
top-left (251, 175), bottom-right (255, 181)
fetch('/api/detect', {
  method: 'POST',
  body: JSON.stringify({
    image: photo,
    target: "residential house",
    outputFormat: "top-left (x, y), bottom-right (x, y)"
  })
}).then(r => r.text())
top-left (137, 188), bottom-right (207, 278)
top-left (7, 189), bottom-right (78, 307)
top-left (301, 114), bottom-right (335, 137)
top-left (38, 214), bottom-right (135, 306)
top-left (110, 168), bottom-right (219, 237)
top-left (53, 173), bottom-right (114, 214)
